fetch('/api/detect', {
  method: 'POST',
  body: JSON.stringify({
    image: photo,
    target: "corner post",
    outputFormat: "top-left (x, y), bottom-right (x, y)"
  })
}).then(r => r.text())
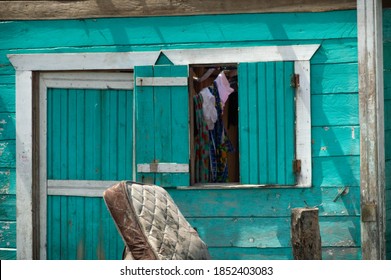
top-left (357, 0), bottom-right (385, 259)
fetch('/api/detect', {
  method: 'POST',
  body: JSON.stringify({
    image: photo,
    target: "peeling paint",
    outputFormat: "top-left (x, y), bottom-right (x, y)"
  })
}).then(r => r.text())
top-left (351, 127), bottom-right (355, 139)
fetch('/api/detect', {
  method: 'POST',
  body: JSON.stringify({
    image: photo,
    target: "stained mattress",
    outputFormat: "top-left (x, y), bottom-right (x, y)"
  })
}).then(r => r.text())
top-left (103, 181), bottom-right (211, 260)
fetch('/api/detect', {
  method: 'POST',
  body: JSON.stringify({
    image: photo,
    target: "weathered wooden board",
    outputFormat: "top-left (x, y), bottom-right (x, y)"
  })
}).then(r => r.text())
top-left (0, 113), bottom-right (15, 140)
top-left (311, 126), bottom-right (359, 157)
top-left (0, 86), bottom-right (15, 113)
top-left (208, 247), bottom-right (361, 260)
top-left (0, 194), bottom-right (15, 220)
top-left (0, 11), bottom-right (357, 50)
top-left (0, 221), bottom-right (16, 248)
top-left (0, 141), bottom-right (15, 168)
top-left (0, 168), bottom-right (15, 194)
top-left (0, 0), bottom-right (357, 20)
top-left (312, 156), bottom-right (360, 187)
top-left (47, 196), bottom-right (123, 260)
top-left (311, 94), bottom-right (359, 126)
top-left (169, 186), bottom-right (360, 217)
top-left (311, 63), bottom-right (358, 94)
top-left (186, 216), bottom-right (360, 248)
top-left (0, 249), bottom-right (16, 260)
top-left (311, 39), bottom-right (358, 64)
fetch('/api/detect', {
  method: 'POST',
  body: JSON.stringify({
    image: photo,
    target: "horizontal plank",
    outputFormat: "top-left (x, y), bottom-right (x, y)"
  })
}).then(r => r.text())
top-left (187, 216), bottom-right (360, 248)
top-left (136, 77), bottom-right (188, 86)
top-left (311, 63), bottom-right (358, 94)
top-left (0, 194), bottom-right (15, 221)
top-left (0, 169), bottom-right (15, 195)
top-left (311, 38), bottom-right (358, 64)
top-left (0, 113), bottom-right (15, 140)
top-left (0, 249), bottom-right (16, 260)
top-left (385, 160), bottom-right (391, 188)
top-left (170, 186), bottom-right (360, 217)
top-left (208, 247), bottom-right (361, 260)
top-left (312, 156), bottom-right (360, 187)
top-left (0, 86), bottom-right (16, 113)
top-left (0, 0), bottom-right (357, 20)
top-left (311, 94), bottom-right (359, 126)
top-left (0, 11), bottom-right (357, 50)
top-left (0, 221), bottom-right (16, 248)
top-left (311, 126), bottom-right (359, 157)
top-left (137, 163), bottom-right (189, 173)
top-left (0, 141), bottom-right (15, 168)
top-left (384, 9), bottom-right (391, 41)
top-left (385, 100), bottom-right (391, 131)
top-left (47, 180), bottom-right (119, 197)
top-left (385, 72), bottom-right (391, 99)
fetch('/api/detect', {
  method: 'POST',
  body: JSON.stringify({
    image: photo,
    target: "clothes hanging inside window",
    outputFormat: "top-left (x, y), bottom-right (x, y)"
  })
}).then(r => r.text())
top-left (193, 94), bottom-right (210, 183)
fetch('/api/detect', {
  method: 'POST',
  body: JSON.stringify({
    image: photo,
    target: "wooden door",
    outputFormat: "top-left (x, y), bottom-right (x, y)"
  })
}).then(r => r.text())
top-left (45, 73), bottom-right (133, 259)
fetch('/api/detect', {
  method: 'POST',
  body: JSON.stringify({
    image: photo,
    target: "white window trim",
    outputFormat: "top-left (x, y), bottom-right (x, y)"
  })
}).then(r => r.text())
top-left (9, 44), bottom-right (319, 259)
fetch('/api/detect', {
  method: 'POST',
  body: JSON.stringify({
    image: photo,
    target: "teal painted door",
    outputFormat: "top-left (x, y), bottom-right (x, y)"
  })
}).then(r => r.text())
top-left (46, 88), bottom-right (133, 259)
top-left (238, 61), bottom-right (296, 185)
top-left (135, 65), bottom-right (190, 187)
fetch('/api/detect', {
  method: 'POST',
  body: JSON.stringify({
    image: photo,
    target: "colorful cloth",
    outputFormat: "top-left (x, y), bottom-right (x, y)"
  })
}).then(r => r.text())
top-left (209, 82), bottom-right (234, 183)
top-left (193, 94), bottom-right (210, 183)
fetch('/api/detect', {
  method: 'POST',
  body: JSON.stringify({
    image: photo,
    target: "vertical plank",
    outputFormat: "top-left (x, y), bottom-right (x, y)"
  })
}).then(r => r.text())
top-left (276, 61), bottom-right (286, 184)
top-left (135, 66), bottom-right (155, 184)
top-left (76, 89), bottom-right (85, 180)
top-left (15, 70), bottom-right (34, 259)
top-left (109, 90), bottom-right (118, 179)
top-left (357, 0), bottom-right (385, 259)
top-left (257, 63), bottom-right (268, 184)
top-left (154, 65), bottom-right (173, 186)
top-left (117, 90), bottom-right (126, 179)
top-left (238, 63), bottom-right (250, 183)
top-left (266, 62), bottom-right (277, 183)
top-left (170, 65), bottom-right (190, 186)
top-left (248, 63), bottom-right (259, 184)
top-left (284, 62), bottom-right (296, 185)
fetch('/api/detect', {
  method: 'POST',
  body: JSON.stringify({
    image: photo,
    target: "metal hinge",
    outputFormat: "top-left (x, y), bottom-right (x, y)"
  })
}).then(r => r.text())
top-left (293, 159), bottom-right (301, 173)
top-left (290, 74), bottom-right (300, 88)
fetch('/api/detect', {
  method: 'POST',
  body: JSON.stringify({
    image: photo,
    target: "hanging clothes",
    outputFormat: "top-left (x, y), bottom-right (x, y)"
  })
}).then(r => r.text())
top-left (209, 82), bottom-right (234, 183)
top-left (193, 94), bottom-right (210, 183)
top-left (199, 87), bottom-right (218, 130)
top-left (214, 71), bottom-right (234, 110)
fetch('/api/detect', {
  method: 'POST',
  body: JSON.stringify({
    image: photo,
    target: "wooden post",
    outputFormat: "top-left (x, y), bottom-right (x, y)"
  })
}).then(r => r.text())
top-left (357, 0), bottom-right (385, 259)
top-left (291, 208), bottom-right (322, 260)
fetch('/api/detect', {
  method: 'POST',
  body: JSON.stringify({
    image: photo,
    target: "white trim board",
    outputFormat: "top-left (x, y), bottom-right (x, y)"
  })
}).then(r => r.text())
top-left (11, 45), bottom-right (318, 259)
top-left (8, 45), bottom-right (320, 71)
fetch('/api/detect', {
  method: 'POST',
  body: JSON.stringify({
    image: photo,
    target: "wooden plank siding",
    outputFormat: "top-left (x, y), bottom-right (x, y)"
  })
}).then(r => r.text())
top-left (1, 10), bottom-right (362, 259)
top-left (0, 0), bottom-right (359, 20)
top-left (384, 8), bottom-right (391, 260)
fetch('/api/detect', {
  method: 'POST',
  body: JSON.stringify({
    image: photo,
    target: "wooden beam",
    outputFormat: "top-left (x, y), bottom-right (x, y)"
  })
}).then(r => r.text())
top-left (357, 0), bottom-right (385, 259)
top-left (0, 0), bottom-right (357, 20)
top-left (291, 208), bottom-right (322, 260)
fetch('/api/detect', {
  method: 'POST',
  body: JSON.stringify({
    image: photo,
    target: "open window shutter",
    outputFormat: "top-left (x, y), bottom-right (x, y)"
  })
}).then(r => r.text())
top-left (238, 61), bottom-right (296, 185)
top-left (135, 65), bottom-right (190, 187)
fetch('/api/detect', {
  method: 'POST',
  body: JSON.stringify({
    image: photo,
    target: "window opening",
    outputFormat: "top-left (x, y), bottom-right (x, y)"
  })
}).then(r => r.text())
top-left (189, 64), bottom-right (239, 185)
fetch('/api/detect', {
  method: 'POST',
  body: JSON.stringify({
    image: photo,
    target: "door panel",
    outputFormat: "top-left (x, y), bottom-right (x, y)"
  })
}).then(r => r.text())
top-left (46, 87), bottom-right (133, 259)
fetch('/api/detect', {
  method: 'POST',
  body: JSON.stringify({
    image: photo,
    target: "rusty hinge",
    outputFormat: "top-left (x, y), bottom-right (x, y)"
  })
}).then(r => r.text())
top-left (290, 74), bottom-right (300, 88)
top-left (293, 159), bottom-right (301, 173)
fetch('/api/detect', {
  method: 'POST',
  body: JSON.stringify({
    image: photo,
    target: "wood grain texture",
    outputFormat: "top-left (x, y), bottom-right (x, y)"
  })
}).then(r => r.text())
top-left (0, 0), bottom-right (357, 20)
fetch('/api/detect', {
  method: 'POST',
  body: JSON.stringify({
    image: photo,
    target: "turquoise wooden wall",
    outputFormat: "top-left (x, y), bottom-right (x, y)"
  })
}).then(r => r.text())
top-left (384, 8), bottom-right (391, 260)
top-left (0, 9), bottom-right (364, 259)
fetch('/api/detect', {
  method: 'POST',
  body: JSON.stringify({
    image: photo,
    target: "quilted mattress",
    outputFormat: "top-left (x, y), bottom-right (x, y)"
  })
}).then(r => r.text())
top-left (103, 181), bottom-right (211, 260)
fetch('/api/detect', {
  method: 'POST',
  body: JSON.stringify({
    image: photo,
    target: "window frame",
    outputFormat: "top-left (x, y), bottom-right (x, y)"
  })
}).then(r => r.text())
top-left (9, 44), bottom-right (319, 259)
